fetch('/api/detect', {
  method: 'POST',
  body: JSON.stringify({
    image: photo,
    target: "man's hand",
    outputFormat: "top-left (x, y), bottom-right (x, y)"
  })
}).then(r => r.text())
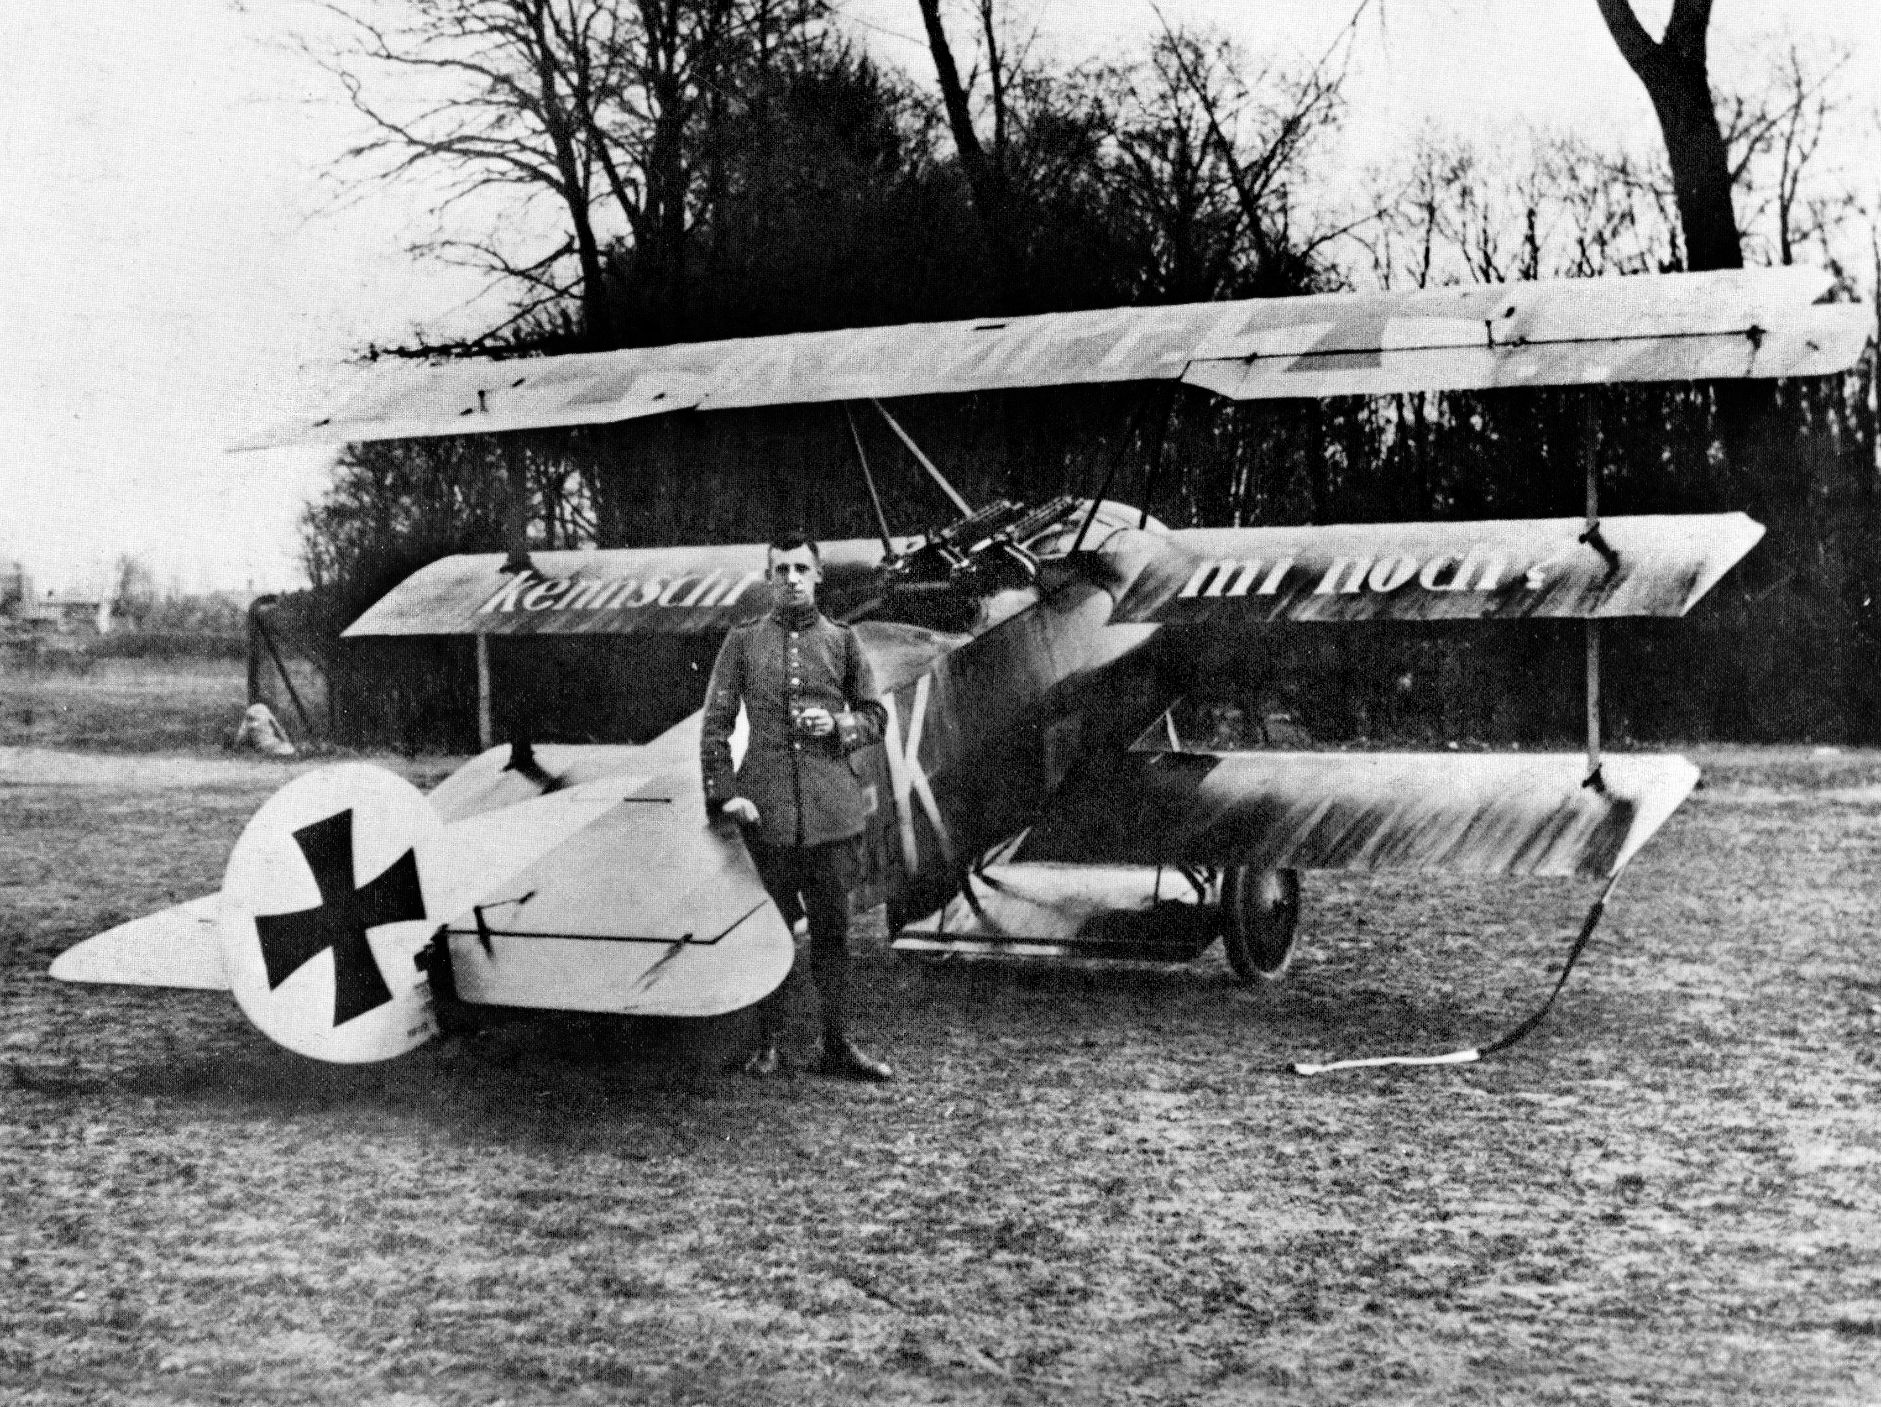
top-left (720, 797), bottom-right (760, 826)
top-left (795, 705), bottom-right (836, 738)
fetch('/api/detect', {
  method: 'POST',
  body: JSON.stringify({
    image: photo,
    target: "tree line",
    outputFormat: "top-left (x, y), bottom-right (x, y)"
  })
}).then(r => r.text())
top-left (296, 0), bottom-right (1880, 750)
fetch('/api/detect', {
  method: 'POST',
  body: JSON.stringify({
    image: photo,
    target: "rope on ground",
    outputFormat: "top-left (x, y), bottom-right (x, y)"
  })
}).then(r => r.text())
top-left (1291, 873), bottom-right (1621, 1077)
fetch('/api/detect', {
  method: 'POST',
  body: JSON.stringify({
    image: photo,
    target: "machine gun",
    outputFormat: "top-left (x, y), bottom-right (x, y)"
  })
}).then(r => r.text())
top-left (879, 495), bottom-right (1083, 627)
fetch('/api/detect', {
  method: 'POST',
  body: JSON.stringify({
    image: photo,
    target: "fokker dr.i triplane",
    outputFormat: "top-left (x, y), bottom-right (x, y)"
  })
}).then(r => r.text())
top-left (52, 266), bottom-right (1869, 1072)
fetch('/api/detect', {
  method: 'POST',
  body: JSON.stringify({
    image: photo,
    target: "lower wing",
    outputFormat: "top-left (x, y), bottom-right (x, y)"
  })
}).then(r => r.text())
top-left (1016, 750), bottom-right (1698, 880)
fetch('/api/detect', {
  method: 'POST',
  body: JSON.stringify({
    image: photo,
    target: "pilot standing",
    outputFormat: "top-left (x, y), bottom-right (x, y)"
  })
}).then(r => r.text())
top-left (701, 533), bottom-right (895, 1081)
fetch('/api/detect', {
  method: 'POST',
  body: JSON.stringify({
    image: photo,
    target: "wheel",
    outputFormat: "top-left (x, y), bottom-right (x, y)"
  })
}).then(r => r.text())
top-left (1221, 866), bottom-right (1301, 983)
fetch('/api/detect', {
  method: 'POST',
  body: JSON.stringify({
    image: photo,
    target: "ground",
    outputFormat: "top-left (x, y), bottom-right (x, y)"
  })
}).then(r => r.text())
top-left (0, 657), bottom-right (250, 754)
top-left (3, 663), bottom-right (1881, 1404)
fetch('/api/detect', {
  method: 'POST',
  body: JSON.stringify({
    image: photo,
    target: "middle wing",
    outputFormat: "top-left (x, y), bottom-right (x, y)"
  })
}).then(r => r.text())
top-left (1094, 513), bottom-right (1763, 624)
top-left (341, 538), bottom-right (901, 638)
top-left (1017, 751), bottom-right (1699, 881)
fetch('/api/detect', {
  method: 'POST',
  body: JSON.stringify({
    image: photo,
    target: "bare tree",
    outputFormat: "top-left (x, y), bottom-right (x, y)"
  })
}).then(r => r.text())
top-left (111, 555), bottom-right (158, 630)
top-left (309, 0), bottom-right (644, 343)
top-left (1592, 0), bottom-right (1742, 271)
top-left (1724, 42), bottom-right (1860, 270)
top-left (1103, 33), bottom-right (1247, 303)
top-left (910, 0), bottom-right (1030, 297)
top-left (307, 0), bottom-right (803, 347)
top-left (1366, 129), bottom-right (1677, 290)
top-left (1145, 0), bottom-right (1382, 297)
top-left (1118, 26), bottom-right (1346, 300)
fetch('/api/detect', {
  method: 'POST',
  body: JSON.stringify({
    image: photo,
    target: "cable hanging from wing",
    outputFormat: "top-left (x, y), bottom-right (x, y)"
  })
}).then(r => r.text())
top-left (1290, 872), bottom-right (1621, 1076)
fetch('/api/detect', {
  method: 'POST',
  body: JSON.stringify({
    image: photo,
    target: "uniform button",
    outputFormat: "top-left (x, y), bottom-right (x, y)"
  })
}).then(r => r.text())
top-left (790, 677), bottom-right (800, 685)
top-left (790, 631), bottom-right (799, 639)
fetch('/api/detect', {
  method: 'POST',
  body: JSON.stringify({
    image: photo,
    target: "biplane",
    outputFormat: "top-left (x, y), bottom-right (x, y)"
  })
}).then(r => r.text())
top-left (50, 266), bottom-right (1870, 1069)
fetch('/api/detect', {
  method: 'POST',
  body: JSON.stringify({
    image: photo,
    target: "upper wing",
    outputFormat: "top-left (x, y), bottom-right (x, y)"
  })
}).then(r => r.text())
top-left (1095, 513), bottom-right (1764, 624)
top-left (1182, 267), bottom-right (1869, 400)
top-left (241, 268), bottom-right (1866, 448)
top-left (1017, 750), bottom-right (1699, 881)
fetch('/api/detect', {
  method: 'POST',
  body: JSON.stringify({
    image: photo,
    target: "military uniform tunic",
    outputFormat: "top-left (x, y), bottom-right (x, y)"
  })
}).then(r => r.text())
top-left (700, 607), bottom-right (887, 849)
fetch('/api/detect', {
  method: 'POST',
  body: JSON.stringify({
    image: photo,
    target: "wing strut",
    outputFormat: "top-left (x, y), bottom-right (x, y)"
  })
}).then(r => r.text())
top-left (499, 441), bottom-right (536, 576)
top-left (871, 399), bottom-right (975, 516)
top-left (1581, 399), bottom-right (1607, 792)
top-left (1070, 383), bottom-right (1173, 553)
top-left (1069, 452), bottom-right (1123, 555)
top-left (476, 634), bottom-right (494, 750)
top-left (1135, 382), bottom-right (1179, 529)
top-left (843, 403), bottom-right (898, 557)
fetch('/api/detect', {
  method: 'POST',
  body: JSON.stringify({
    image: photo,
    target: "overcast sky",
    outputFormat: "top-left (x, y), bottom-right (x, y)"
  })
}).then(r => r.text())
top-left (1, 1), bottom-right (1873, 596)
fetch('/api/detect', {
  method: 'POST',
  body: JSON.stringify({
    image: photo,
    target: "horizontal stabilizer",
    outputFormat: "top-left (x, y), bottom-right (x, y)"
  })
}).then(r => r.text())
top-left (1099, 513), bottom-right (1763, 624)
top-left (419, 771), bottom-right (654, 922)
top-left (50, 895), bottom-right (228, 990)
top-left (425, 742), bottom-right (650, 822)
top-left (239, 269), bottom-right (1864, 448)
top-left (440, 773), bottom-right (792, 1017)
top-left (1019, 752), bottom-right (1700, 880)
top-left (49, 765), bottom-right (642, 1011)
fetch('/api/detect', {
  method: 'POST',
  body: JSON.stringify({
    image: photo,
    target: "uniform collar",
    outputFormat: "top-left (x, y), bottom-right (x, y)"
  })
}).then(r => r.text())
top-left (770, 601), bottom-right (820, 631)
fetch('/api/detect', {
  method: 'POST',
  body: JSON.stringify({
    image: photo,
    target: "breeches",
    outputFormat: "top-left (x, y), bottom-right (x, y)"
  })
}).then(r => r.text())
top-left (748, 838), bottom-right (857, 1032)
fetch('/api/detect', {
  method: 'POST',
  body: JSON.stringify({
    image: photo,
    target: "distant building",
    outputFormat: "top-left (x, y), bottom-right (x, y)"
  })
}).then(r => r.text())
top-left (17, 589), bottom-right (112, 636)
top-left (0, 560), bottom-right (114, 635)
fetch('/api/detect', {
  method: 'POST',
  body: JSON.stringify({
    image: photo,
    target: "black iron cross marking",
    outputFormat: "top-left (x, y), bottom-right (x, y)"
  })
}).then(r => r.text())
top-left (254, 809), bottom-right (426, 1027)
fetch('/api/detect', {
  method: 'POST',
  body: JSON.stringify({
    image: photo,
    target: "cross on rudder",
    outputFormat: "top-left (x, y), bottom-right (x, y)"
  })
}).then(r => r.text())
top-left (255, 809), bottom-right (427, 1027)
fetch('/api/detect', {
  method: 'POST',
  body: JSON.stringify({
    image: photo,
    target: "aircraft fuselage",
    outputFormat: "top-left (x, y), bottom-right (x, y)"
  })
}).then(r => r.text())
top-left (843, 538), bottom-right (1178, 924)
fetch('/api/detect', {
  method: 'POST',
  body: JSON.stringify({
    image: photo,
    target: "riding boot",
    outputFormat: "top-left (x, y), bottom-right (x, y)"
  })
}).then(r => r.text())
top-left (817, 1035), bottom-right (894, 1082)
top-left (811, 947), bottom-right (892, 1080)
top-left (736, 991), bottom-right (784, 1077)
top-left (810, 939), bottom-right (849, 1046)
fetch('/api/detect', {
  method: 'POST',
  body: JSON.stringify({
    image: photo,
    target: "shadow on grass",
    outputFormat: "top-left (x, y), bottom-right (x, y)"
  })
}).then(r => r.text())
top-left (3, 1009), bottom-right (760, 1143)
top-left (893, 950), bottom-right (1506, 1057)
top-left (4, 943), bottom-right (1537, 1145)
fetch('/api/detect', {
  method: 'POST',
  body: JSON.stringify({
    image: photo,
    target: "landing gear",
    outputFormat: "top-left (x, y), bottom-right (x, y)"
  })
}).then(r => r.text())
top-left (1220, 867), bottom-right (1301, 983)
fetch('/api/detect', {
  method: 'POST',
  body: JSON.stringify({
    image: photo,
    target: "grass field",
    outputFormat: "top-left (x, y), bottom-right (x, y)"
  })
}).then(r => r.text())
top-left (5, 735), bottom-right (1881, 1405)
top-left (0, 658), bottom-right (251, 754)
